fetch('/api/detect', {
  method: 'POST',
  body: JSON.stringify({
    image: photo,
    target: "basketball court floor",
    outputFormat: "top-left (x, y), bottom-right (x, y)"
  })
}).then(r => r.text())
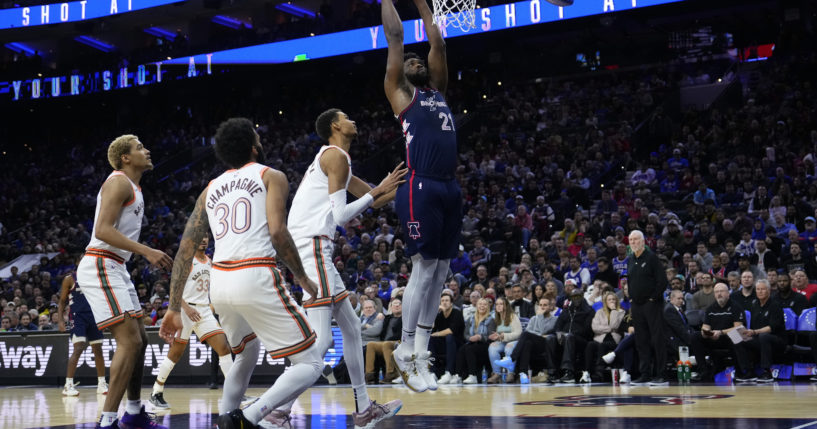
top-left (3, 382), bottom-right (817, 428)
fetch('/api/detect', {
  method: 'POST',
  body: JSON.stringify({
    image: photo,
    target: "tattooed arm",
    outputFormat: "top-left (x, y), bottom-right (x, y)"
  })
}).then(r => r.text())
top-left (161, 190), bottom-right (209, 343)
top-left (263, 168), bottom-right (320, 298)
top-left (169, 190), bottom-right (210, 312)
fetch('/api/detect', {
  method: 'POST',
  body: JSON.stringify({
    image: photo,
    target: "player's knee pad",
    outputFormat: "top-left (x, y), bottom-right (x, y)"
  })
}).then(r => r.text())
top-left (288, 346), bottom-right (323, 375)
top-left (234, 338), bottom-right (261, 365)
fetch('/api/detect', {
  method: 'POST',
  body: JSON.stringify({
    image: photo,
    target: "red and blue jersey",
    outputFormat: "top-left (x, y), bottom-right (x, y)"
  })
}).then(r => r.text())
top-left (397, 87), bottom-right (457, 180)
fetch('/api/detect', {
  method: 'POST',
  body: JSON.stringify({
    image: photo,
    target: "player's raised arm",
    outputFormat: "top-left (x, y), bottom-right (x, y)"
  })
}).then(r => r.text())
top-left (413, 0), bottom-right (448, 93)
top-left (382, 0), bottom-right (413, 115)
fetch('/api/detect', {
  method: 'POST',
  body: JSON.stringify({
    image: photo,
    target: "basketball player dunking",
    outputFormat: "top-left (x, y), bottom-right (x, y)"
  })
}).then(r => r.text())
top-left (382, 0), bottom-right (463, 392)
top-left (272, 108), bottom-right (405, 428)
top-left (160, 118), bottom-right (324, 429)
top-left (77, 135), bottom-right (173, 429)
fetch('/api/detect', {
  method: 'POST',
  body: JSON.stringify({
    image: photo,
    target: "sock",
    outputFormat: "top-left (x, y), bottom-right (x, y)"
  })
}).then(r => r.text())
top-left (219, 354), bottom-right (233, 379)
top-left (125, 399), bottom-right (141, 415)
top-left (154, 359), bottom-right (176, 393)
top-left (414, 325), bottom-right (433, 356)
top-left (98, 376), bottom-right (106, 385)
top-left (65, 377), bottom-right (74, 386)
top-left (413, 258), bottom-right (448, 355)
top-left (353, 384), bottom-right (370, 413)
top-left (243, 348), bottom-right (322, 424)
top-left (99, 412), bottom-right (118, 427)
top-left (221, 339), bottom-right (260, 414)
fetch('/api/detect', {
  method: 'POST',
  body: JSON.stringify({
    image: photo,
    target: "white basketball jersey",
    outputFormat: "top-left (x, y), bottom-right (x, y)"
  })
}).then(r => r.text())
top-left (206, 162), bottom-right (276, 262)
top-left (86, 171), bottom-right (144, 261)
top-left (288, 146), bottom-right (352, 241)
top-left (183, 255), bottom-right (211, 305)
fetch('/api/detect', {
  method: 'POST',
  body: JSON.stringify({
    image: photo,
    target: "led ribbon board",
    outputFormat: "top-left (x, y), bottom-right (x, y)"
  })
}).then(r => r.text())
top-left (165, 0), bottom-right (682, 65)
top-left (1, 0), bottom-right (682, 101)
top-left (0, 0), bottom-right (184, 29)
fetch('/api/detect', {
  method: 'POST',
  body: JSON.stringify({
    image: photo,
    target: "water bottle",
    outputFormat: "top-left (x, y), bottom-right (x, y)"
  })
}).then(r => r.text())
top-left (677, 360), bottom-right (684, 383)
top-left (684, 360), bottom-right (692, 384)
top-left (482, 369), bottom-right (488, 383)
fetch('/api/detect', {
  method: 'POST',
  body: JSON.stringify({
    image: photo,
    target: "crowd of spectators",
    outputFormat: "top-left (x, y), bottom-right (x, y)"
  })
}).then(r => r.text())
top-left (1, 31), bottom-right (816, 382)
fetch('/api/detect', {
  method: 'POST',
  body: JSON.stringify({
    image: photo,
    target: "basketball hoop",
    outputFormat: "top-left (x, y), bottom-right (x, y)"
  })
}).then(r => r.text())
top-left (431, 0), bottom-right (477, 32)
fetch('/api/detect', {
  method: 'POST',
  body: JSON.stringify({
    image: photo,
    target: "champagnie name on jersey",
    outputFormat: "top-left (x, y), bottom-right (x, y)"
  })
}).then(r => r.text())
top-left (207, 178), bottom-right (263, 209)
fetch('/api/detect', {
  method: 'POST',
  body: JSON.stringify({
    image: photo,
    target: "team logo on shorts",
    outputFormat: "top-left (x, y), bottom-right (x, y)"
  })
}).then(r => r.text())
top-left (516, 394), bottom-right (733, 407)
top-left (407, 222), bottom-right (421, 240)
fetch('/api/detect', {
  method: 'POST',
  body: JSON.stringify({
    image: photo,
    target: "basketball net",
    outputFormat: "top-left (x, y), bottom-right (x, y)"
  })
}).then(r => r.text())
top-left (432, 0), bottom-right (477, 32)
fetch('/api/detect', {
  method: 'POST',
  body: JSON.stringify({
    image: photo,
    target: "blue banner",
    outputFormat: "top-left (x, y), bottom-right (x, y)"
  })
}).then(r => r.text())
top-left (0, 0), bottom-right (184, 29)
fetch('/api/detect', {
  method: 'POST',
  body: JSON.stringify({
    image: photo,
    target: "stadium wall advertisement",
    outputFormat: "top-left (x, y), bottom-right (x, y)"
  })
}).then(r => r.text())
top-left (0, 327), bottom-right (344, 385)
top-left (0, 0), bottom-right (682, 101)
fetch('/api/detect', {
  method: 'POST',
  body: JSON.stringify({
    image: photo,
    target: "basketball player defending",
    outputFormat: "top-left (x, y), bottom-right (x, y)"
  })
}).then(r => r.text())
top-left (149, 236), bottom-right (235, 409)
top-left (78, 135), bottom-right (173, 429)
top-left (272, 108), bottom-right (405, 427)
top-left (160, 118), bottom-right (323, 429)
top-left (382, 0), bottom-right (462, 392)
top-left (57, 271), bottom-right (108, 396)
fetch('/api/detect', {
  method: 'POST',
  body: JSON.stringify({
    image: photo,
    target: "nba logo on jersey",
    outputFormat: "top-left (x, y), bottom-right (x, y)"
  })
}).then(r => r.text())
top-left (407, 222), bottom-right (421, 239)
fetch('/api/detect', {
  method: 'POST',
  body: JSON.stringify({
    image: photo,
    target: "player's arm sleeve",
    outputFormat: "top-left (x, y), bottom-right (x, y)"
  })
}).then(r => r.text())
top-left (330, 189), bottom-right (374, 226)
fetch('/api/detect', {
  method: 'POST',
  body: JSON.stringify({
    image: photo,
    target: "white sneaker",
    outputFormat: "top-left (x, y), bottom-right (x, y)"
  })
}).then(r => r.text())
top-left (619, 370), bottom-right (631, 384)
top-left (97, 380), bottom-right (108, 395)
top-left (579, 371), bottom-right (592, 384)
top-left (463, 374), bottom-right (478, 384)
top-left (438, 371), bottom-right (452, 385)
top-left (449, 374), bottom-right (462, 385)
top-left (392, 344), bottom-right (428, 393)
top-left (415, 351), bottom-right (438, 391)
top-left (602, 351), bottom-right (616, 364)
top-left (62, 383), bottom-right (79, 397)
top-left (391, 377), bottom-right (403, 384)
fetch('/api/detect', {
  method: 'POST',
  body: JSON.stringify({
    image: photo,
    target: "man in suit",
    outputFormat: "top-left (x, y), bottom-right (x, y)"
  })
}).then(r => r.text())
top-left (664, 289), bottom-right (695, 362)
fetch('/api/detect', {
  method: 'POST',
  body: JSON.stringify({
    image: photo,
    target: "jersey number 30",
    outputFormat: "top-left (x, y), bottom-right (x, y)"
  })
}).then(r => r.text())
top-left (214, 197), bottom-right (251, 239)
top-left (439, 112), bottom-right (455, 131)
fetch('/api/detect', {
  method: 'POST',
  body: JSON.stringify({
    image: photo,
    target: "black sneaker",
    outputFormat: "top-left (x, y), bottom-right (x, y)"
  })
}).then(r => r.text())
top-left (756, 370), bottom-right (774, 383)
top-left (217, 409), bottom-right (258, 429)
top-left (631, 375), bottom-right (651, 385)
top-left (321, 364), bottom-right (338, 385)
top-left (735, 372), bottom-right (757, 383)
top-left (648, 377), bottom-right (669, 386)
top-left (95, 419), bottom-right (119, 428)
top-left (149, 392), bottom-right (170, 410)
top-left (557, 370), bottom-right (575, 384)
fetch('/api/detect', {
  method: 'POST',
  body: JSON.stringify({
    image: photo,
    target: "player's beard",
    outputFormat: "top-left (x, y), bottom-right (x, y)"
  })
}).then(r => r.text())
top-left (406, 70), bottom-right (430, 87)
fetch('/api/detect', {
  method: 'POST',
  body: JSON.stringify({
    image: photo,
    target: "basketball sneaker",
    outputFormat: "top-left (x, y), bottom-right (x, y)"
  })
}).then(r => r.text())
top-left (462, 374), bottom-right (478, 384)
top-left (321, 364), bottom-right (338, 385)
top-left (120, 405), bottom-right (167, 429)
top-left (414, 351), bottom-right (438, 391)
top-left (353, 399), bottom-right (403, 429)
top-left (97, 380), bottom-right (109, 395)
top-left (62, 382), bottom-right (79, 397)
top-left (217, 409), bottom-right (258, 429)
top-left (437, 371), bottom-right (453, 384)
top-left (95, 419), bottom-right (119, 428)
top-left (150, 392), bottom-right (170, 409)
top-left (262, 410), bottom-right (292, 429)
top-left (392, 344), bottom-right (427, 392)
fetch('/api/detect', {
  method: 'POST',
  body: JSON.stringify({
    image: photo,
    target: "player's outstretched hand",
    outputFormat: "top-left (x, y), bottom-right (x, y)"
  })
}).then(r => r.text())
top-left (371, 162), bottom-right (408, 208)
top-left (159, 310), bottom-right (183, 344)
top-left (146, 248), bottom-right (173, 271)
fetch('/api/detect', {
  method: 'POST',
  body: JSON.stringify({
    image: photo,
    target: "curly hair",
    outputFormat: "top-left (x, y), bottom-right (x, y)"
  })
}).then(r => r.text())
top-left (214, 117), bottom-right (256, 168)
top-left (315, 108), bottom-right (341, 142)
top-left (107, 134), bottom-right (138, 170)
